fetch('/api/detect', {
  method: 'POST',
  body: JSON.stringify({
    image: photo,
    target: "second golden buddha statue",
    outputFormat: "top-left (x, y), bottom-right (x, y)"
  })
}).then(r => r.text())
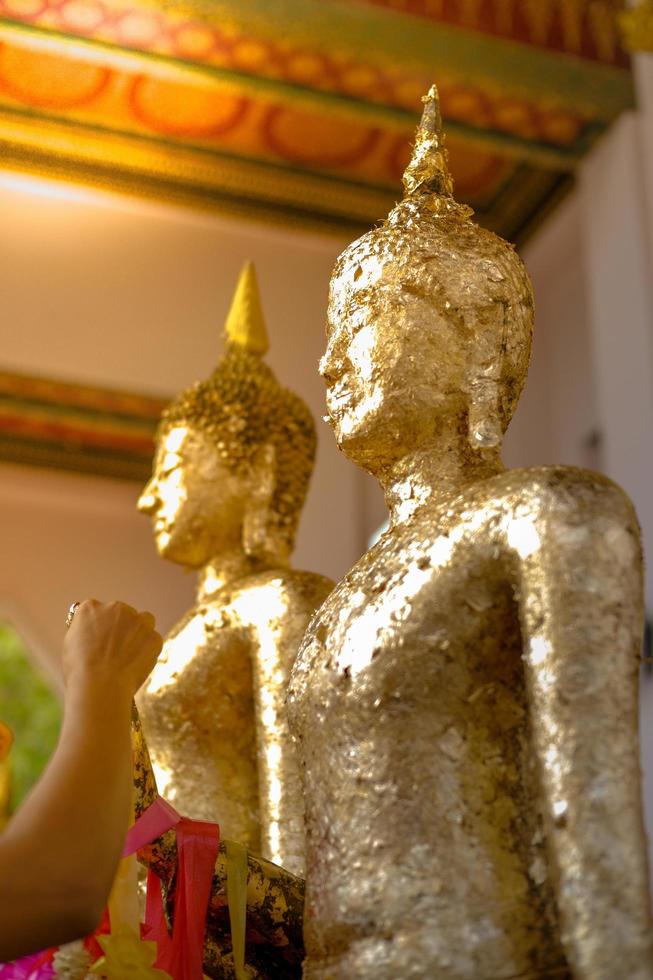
top-left (137, 263), bottom-right (332, 878)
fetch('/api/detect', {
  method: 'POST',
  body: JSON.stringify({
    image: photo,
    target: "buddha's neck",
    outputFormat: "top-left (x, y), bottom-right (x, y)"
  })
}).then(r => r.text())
top-left (380, 432), bottom-right (504, 526)
top-left (197, 549), bottom-right (267, 602)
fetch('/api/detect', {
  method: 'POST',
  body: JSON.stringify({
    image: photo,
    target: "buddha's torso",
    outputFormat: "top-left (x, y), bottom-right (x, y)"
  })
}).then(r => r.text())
top-left (138, 567), bottom-right (332, 875)
top-left (288, 467), bottom-right (578, 980)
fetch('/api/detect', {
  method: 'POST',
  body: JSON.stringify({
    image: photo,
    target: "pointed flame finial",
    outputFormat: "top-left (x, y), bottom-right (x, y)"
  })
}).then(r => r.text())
top-left (402, 84), bottom-right (454, 199)
top-left (224, 261), bottom-right (269, 356)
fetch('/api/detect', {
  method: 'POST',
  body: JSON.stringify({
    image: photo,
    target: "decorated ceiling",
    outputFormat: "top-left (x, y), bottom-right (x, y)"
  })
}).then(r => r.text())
top-left (0, 0), bottom-right (633, 242)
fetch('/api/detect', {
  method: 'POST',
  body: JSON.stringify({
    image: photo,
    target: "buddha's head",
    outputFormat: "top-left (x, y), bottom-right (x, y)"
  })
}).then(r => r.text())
top-left (320, 86), bottom-right (534, 477)
top-left (138, 263), bottom-right (316, 569)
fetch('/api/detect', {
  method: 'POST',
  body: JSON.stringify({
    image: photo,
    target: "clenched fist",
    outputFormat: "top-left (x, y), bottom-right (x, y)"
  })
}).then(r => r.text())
top-left (62, 599), bottom-right (163, 699)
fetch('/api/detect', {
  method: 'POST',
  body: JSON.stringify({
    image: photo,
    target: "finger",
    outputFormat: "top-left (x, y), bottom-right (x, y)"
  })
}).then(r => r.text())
top-left (147, 631), bottom-right (163, 656)
top-left (66, 598), bottom-right (93, 631)
top-left (139, 611), bottom-right (156, 629)
top-left (141, 633), bottom-right (163, 675)
top-left (75, 598), bottom-right (99, 618)
top-left (112, 599), bottom-right (139, 618)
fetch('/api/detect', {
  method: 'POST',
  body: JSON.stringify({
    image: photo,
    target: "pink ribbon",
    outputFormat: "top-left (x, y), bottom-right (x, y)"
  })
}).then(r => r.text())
top-left (123, 797), bottom-right (181, 856)
top-left (0, 950), bottom-right (54, 979)
top-left (126, 798), bottom-right (220, 980)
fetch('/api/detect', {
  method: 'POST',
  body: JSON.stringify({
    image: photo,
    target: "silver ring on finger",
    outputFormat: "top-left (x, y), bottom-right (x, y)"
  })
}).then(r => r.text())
top-left (65, 601), bottom-right (81, 629)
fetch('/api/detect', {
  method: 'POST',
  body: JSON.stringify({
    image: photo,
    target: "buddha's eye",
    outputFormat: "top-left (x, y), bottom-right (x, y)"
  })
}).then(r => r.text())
top-left (159, 452), bottom-right (182, 475)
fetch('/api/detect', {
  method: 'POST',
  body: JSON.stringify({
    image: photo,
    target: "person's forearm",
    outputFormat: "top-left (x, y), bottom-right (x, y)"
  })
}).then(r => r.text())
top-left (0, 684), bottom-right (133, 961)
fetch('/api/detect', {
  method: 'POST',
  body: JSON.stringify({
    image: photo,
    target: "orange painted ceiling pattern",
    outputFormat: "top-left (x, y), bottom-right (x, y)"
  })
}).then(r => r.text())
top-left (0, 370), bottom-right (163, 480)
top-left (0, 0), bottom-right (593, 144)
top-left (0, 37), bottom-right (558, 205)
top-left (0, 0), bottom-right (633, 241)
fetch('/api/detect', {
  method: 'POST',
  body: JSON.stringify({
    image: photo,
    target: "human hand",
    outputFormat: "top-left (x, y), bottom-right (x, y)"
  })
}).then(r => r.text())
top-left (62, 599), bottom-right (163, 700)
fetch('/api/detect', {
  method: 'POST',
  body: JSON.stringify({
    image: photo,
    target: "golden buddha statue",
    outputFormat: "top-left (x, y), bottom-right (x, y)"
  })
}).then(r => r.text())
top-left (137, 263), bottom-right (332, 877)
top-left (286, 87), bottom-right (653, 979)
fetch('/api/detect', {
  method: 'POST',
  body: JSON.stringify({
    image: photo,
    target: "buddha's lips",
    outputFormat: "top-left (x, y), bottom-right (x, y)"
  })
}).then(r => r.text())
top-left (326, 384), bottom-right (357, 420)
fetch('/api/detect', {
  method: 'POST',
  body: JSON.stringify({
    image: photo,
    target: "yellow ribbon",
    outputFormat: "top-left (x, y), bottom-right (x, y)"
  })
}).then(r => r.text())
top-left (91, 789), bottom-right (172, 979)
top-left (107, 792), bottom-right (140, 936)
top-left (225, 838), bottom-right (248, 980)
top-left (90, 930), bottom-right (171, 980)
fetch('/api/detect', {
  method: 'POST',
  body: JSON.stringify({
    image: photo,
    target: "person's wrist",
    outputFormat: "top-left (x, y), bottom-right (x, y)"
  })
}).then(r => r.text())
top-left (64, 665), bottom-right (134, 708)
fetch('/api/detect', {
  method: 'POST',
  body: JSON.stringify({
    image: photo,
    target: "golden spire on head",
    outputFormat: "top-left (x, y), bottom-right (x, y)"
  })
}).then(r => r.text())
top-left (402, 83), bottom-right (454, 199)
top-left (224, 261), bottom-right (269, 356)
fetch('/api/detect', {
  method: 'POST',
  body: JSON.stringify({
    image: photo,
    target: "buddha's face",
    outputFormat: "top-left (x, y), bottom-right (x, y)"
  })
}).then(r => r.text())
top-left (320, 247), bottom-right (469, 473)
top-left (138, 425), bottom-right (246, 568)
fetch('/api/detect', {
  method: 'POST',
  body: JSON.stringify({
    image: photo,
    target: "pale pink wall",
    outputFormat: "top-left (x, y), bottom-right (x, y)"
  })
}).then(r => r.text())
top-left (0, 463), bottom-right (195, 681)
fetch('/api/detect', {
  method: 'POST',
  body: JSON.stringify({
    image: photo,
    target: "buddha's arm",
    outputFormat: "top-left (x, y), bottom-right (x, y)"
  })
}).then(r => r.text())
top-left (246, 575), bottom-right (333, 875)
top-left (131, 706), bottom-right (305, 977)
top-left (512, 475), bottom-right (653, 979)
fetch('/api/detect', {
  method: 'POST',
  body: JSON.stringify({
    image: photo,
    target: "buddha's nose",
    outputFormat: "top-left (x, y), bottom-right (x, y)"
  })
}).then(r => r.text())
top-left (319, 340), bottom-right (344, 386)
top-left (137, 478), bottom-right (158, 515)
top-left (318, 352), bottom-right (334, 384)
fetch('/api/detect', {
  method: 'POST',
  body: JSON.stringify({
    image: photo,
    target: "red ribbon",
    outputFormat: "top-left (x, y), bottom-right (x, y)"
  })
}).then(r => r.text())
top-left (127, 800), bottom-right (220, 980)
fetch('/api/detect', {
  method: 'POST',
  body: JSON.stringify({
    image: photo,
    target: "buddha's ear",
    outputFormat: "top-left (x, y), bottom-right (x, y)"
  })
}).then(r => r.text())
top-left (242, 443), bottom-right (277, 560)
top-left (465, 302), bottom-right (505, 452)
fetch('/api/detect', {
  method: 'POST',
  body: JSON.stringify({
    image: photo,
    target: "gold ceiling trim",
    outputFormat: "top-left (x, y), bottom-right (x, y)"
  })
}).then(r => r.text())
top-left (619, 1), bottom-right (653, 52)
top-left (0, 107), bottom-right (393, 236)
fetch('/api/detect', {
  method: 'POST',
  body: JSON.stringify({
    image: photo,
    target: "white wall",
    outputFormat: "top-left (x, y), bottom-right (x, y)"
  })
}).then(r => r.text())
top-left (510, 117), bottom-right (653, 613)
top-left (506, 191), bottom-right (598, 472)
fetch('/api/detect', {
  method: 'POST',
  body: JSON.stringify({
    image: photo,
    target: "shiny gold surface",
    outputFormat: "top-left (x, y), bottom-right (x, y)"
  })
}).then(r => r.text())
top-left (287, 87), bottom-right (653, 979)
top-left (619, 0), bottom-right (653, 53)
top-left (137, 263), bottom-right (332, 878)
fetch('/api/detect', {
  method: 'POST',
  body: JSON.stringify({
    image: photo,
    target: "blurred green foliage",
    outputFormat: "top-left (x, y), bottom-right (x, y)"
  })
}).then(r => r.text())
top-left (0, 622), bottom-right (62, 812)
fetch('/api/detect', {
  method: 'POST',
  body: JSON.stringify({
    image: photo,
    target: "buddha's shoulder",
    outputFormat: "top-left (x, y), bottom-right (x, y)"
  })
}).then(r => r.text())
top-left (166, 572), bottom-right (333, 636)
top-left (479, 465), bottom-right (637, 525)
top-left (162, 600), bottom-right (236, 650)
top-left (387, 465), bottom-right (639, 559)
top-left (229, 568), bottom-right (334, 613)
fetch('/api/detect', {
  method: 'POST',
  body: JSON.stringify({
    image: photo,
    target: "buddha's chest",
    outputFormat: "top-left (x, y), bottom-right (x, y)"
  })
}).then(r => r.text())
top-left (289, 527), bottom-right (524, 734)
top-left (145, 604), bottom-right (252, 718)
